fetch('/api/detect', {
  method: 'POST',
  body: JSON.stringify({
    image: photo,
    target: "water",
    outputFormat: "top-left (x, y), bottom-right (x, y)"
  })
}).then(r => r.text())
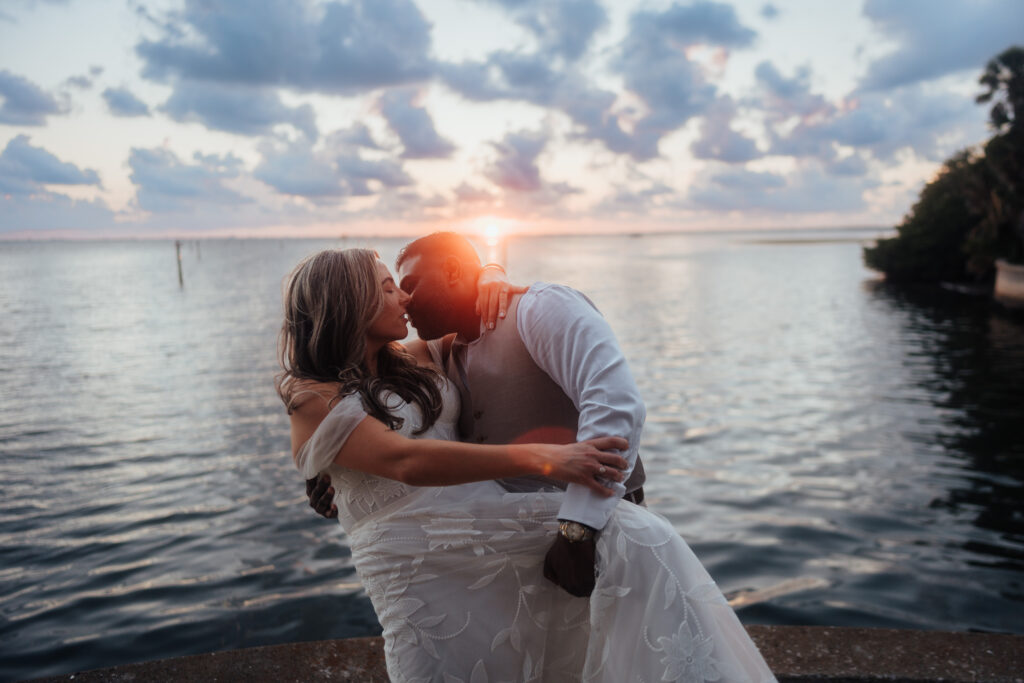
top-left (1, 232), bottom-right (1022, 681)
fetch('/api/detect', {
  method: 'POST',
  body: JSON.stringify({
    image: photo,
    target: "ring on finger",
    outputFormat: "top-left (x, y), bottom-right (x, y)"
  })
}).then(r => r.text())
top-left (598, 466), bottom-right (607, 475)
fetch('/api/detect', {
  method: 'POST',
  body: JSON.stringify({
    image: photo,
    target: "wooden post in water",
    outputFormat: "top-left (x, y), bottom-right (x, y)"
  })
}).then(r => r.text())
top-left (175, 240), bottom-right (184, 288)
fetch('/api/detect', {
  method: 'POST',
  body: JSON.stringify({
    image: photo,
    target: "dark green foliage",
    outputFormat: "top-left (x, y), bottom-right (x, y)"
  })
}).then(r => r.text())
top-left (969, 47), bottom-right (1024, 270)
top-left (864, 46), bottom-right (1024, 282)
top-left (963, 130), bottom-right (1024, 272)
top-left (864, 152), bottom-right (987, 282)
top-left (977, 47), bottom-right (1024, 134)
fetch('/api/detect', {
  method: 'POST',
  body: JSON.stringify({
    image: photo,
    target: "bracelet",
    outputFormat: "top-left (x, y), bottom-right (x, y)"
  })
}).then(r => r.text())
top-left (482, 262), bottom-right (506, 274)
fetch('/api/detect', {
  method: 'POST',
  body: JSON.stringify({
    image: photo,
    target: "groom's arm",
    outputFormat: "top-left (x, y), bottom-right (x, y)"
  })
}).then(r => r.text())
top-left (517, 284), bottom-right (645, 596)
top-left (518, 284), bottom-right (645, 526)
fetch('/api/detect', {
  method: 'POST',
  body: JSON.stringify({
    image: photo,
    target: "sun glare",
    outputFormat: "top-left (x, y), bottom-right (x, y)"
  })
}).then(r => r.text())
top-left (484, 224), bottom-right (501, 247)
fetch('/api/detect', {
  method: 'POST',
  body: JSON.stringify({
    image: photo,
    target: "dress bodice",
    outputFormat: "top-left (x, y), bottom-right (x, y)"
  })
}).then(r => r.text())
top-left (323, 378), bottom-right (461, 531)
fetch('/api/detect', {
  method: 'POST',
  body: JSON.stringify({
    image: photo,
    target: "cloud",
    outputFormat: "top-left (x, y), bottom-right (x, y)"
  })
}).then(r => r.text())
top-left (630, 1), bottom-right (757, 47)
top-left (136, 0), bottom-right (432, 95)
top-left (690, 166), bottom-right (868, 213)
top-left (812, 86), bottom-right (976, 161)
top-left (378, 89), bottom-right (455, 159)
top-left (0, 70), bottom-right (66, 125)
top-left (754, 61), bottom-right (831, 121)
top-left (0, 193), bottom-right (115, 232)
top-left (485, 130), bottom-right (546, 192)
top-left (690, 96), bottom-right (761, 163)
top-left (826, 154), bottom-right (870, 177)
top-left (128, 147), bottom-right (249, 213)
top-left (859, 0), bottom-right (1024, 91)
top-left (327, 123), bottom-right (383, 151)
top-left (484, 129), bottom-right (578, 205)
top-left (437, 50), bottom-right (565, 105)
top-left (0, 135), bottom-right (100, 194)
top-left (592, 180), bottom-right (675, 216)
top-left (440, 1), bottom-right (756, 161)
top-left (708, 168), bottom-right (785, 191)
top-left (253, 141), bottom-right (342, 198)
top-left (761, 4), bottom-right (779, 19)
top-left (610, 1), bottom-right (756, 158)
top-left (0, 135), bottom-right (111, 233)
top-left (1, 0), bottom-right (70, 22)
top-left (484, 0), bottom-right (608, 62)
top-left (103, 87), bottom-right (151, 117)
top-left (756, 61), bottom-right (981, 163)
top-left (453, 182), bottom-right (497, 206)
top-left (255, 138), bottom-right (412, 199)
top-left (160, 81), bottom-right (316, 138)
top-left (67, 66), bottom-right (104, 89)
top-left (66, 75), bottom-right (93, 89)
top-left (363, 188), bottom-right (448, 221)
top-left (335, 153), bottom-right (413, 195)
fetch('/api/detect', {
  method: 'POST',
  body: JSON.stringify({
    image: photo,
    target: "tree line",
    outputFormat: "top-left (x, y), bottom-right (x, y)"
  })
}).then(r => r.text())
top-left (864, 46), bottom-right (1024, 284)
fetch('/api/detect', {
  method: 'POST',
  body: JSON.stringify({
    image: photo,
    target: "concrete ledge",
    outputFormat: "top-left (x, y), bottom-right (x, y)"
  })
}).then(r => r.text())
top-left (745, 627), bottom-right (1023, 682)
top-left (27, 627), bottom-right (1024, 682)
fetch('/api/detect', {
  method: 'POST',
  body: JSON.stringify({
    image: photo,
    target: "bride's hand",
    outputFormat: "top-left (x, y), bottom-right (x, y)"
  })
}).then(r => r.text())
top-left (475, 265), bottom-right (529, 330)
top-left (541, 436), bottom-right (629, 496)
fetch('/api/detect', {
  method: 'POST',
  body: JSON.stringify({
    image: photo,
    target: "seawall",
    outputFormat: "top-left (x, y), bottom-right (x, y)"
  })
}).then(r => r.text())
top-left (27, 626), bottom-right (1024, 682)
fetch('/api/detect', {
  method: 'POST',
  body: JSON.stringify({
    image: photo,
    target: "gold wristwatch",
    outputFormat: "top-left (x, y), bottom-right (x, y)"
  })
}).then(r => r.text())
top-left (558, 520), bottom-right (595, 542)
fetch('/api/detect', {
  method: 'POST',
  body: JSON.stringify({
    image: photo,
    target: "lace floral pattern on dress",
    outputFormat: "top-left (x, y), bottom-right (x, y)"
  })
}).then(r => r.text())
top-left (307, 377), bottom-right (775, 682)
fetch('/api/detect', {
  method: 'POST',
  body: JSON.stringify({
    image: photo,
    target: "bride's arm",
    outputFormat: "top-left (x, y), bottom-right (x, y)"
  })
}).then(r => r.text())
top-left (291, 394), bottom-right (628, 496)
top-left (333, 416), bottom-right (627, 494)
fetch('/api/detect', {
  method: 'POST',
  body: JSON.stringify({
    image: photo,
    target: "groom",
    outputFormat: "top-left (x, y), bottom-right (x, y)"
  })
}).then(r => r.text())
top-left (312, 232), bottom-right (646, 597)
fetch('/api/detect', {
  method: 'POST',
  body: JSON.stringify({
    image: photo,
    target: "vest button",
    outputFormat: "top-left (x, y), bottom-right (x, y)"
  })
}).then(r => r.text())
top-left (475, 435), bottom-right (487, 443)
top-left (474, 410), bottom-right (483, 419)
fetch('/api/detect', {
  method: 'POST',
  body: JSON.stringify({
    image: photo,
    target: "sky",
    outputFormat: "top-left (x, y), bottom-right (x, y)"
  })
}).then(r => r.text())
top-left (0, 0), bottom-right (1022, 239)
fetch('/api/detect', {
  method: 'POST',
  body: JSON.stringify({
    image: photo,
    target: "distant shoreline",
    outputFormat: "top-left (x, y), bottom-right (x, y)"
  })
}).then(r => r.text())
top-left (0, 225), bottom-right (894, 243)
top-left (739, 235), bottom-right (895, 245)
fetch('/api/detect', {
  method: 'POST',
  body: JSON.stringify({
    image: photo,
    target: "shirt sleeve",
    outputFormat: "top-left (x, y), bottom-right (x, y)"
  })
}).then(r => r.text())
top-left (517, 284), bottom-right (646, 530)
top-left (295, 393), bottom-right (370, 480)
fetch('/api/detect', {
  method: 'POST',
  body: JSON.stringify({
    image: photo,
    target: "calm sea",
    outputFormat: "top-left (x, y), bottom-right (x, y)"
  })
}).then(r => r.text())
top-left (1, 232), bottom-right (1022, 681)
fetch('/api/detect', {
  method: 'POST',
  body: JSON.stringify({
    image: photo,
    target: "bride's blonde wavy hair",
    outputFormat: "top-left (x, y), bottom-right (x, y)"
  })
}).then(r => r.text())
top-left (276, 248), bottom-right (442, 434)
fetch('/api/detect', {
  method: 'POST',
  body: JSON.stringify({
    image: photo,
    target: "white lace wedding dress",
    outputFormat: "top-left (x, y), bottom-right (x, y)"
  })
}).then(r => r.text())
top-left (296, 377), bottom-right (776, 683)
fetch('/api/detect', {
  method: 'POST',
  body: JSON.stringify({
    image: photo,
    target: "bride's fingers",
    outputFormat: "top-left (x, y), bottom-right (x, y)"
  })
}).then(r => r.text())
top-left (482, 289), bottom-right (498, 329)
top-left (498, 287), bottom-right (509, 319)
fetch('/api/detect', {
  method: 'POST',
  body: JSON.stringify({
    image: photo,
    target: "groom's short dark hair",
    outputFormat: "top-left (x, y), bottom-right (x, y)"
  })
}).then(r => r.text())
top-left (396, 232), bottom-right (482, 270)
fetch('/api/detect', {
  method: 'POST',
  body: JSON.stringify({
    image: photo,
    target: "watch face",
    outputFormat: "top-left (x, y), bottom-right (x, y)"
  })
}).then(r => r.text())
top-left (560, 521), bottom-right (590, 542)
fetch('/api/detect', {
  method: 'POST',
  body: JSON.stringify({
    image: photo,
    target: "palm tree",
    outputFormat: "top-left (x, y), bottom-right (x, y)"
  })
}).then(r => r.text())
top-left (977, 46), bottom-right (1024, 133)
top-left (972, 47), bottom-right (1024, 265)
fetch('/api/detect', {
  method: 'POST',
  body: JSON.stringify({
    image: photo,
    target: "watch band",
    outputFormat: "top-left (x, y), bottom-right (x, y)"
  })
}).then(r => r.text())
top-left (558, 520), bottom-right (595, 542)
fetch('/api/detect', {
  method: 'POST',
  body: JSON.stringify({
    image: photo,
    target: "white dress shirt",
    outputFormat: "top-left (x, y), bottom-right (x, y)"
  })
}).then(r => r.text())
top-left (513, 283), bottom-right (646, 530)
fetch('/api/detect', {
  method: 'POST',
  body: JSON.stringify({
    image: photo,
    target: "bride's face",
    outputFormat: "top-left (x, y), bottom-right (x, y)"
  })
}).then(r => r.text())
top-left (367, 261), bottom-right (411, 344)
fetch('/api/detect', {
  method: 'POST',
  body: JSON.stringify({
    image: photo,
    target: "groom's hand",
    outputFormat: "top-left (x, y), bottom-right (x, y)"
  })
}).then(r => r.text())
top-left (543, 535), bottom-right (596, 597)
top-left (306, 474), bottom-right (337, 519)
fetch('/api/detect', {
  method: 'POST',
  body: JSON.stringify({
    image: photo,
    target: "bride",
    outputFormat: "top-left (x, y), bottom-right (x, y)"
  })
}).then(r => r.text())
top-left (278, 248), bottom-right (776, 682)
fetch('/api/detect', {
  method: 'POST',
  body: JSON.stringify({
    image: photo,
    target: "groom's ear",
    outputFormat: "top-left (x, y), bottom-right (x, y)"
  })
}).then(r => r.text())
top-left (441, 255), bottom-right (462, 286)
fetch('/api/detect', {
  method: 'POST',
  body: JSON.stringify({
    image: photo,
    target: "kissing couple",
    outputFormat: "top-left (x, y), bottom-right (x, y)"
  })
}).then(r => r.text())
top-left (279, 232), bottom-right (775, 682)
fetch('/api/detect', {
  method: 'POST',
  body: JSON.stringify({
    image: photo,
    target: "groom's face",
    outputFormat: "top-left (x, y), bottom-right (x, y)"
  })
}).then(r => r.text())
top-left (397, 254), bottom-right (456, 340)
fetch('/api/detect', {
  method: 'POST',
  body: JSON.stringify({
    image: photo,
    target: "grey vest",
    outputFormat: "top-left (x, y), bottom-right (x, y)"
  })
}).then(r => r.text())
top-left (446, 293), bottom-right (645, 494)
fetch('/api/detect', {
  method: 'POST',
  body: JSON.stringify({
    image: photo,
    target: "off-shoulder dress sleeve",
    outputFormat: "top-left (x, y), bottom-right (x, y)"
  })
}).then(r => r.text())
top-left (294, 393), bottom-right (369, 480)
